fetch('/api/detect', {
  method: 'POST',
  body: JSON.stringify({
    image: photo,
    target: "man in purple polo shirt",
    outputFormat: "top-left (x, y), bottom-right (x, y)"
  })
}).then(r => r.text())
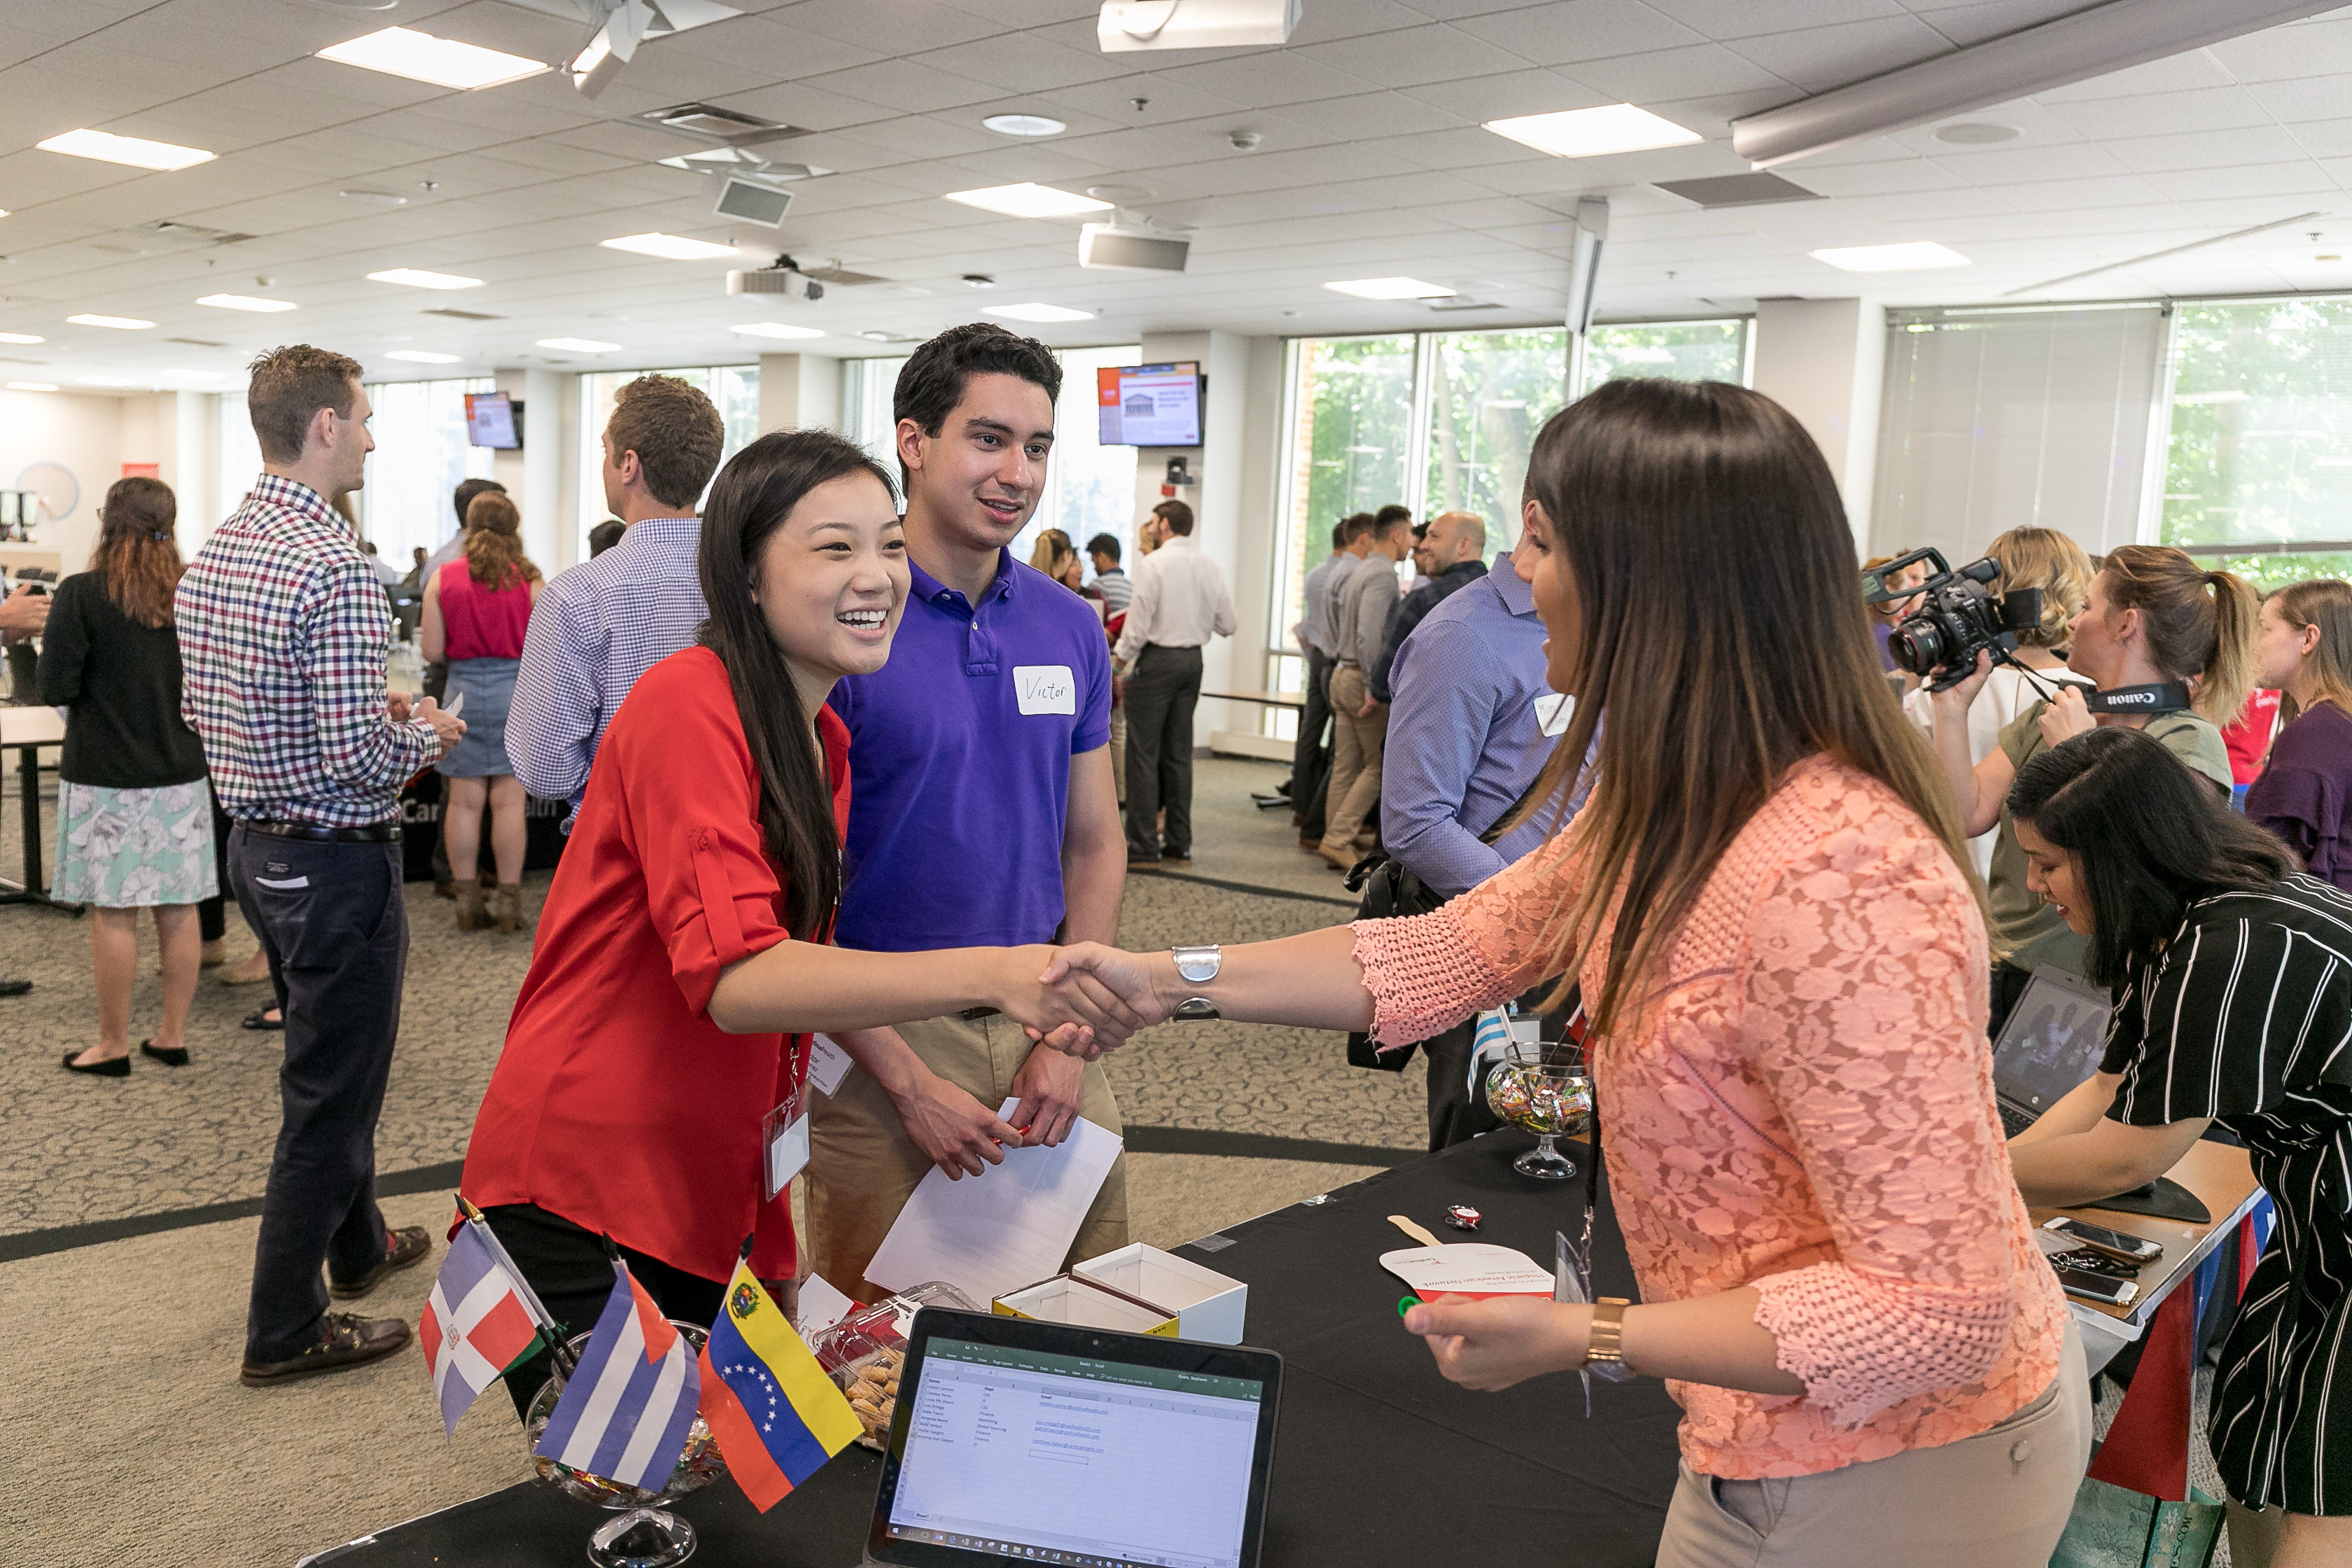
top-left (808, 323), bottom-right (1129, 1296)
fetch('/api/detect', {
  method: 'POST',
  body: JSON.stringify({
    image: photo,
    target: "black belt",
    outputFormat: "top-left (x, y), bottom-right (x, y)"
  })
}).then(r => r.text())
top-left (956, 1007), bottom-right (1001, 1022)
top-left (244, 819), bottom-right (402, 844)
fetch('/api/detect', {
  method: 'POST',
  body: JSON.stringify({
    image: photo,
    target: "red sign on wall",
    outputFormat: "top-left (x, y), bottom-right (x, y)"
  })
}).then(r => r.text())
top-left (121, 463), bottom-right (160, 479)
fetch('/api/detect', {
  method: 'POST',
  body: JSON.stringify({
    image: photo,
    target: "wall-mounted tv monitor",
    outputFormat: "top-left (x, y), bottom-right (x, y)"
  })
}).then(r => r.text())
top-left (1096, 362), bottom-right (1201, 447)
top-left (465, 391), bottom-right (522, 450)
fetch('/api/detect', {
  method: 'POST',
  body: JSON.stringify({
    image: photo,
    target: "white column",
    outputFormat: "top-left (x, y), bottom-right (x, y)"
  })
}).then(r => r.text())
top-left (492, 368), bottom-right (567, 570)
top-left (757, 353), bottom-right (843, 433)
top-left (1749, 298), bottom-right (1886, 552)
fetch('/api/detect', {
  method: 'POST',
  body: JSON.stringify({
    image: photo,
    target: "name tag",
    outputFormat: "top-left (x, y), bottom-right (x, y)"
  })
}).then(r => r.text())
top-left (1534, 692), bottom-right (1574, 737)
top-left (1014, 664), bottom-right (1077, 715)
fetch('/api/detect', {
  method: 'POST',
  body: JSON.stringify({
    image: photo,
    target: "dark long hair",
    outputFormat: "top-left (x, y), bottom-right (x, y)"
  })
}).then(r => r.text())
top-left (1519, 378), bottom-right (1984, 1033)
top-left (2008, 727), bottom-right (2291, 984)
top-left (696, 430), bottom-right (900, 940)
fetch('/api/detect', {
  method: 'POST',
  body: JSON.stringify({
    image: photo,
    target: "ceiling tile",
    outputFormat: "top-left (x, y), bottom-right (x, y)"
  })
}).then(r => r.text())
top-left (1567, 43), bottom-right (1789, 102)
top-left (1795, 158), bottom-right (1974, 197)
top-left (787, 57), bottom-right (1007, 116)
top-left (2101, 125), bottom-right (2314, 176)
top-left (905, 34), bottom-right (1127, 94)
top-left (2138, 162), bottom-right (2334, 202)
top-left (1645, 0), bottom-right (1900, 37)
top-left (2043, 86), bottom-right (2273, 141)
top-left (2204, 16), bottom-right (2352, 83)
top-left (2245, 75), bottom-right (2352, 124)
top-left (1148, 50), bottom-right (1382, 109)
top-left (1910, 0), bottom-right (2111, 50)
top-left (1400, 66), bottom-right (1611, 122)
top-left (783, 0), bottom-right (1007, 55)
top-left (1930, 141), bottom-right (2129, 184)
top-left (1455, 0), bottom-right (1704, 64)
top-left (1990, 173), bottom-right (2171, 213)
top-left (1725, 16), bottom-right (1957, 93)
top-left (1256, 92), bottom-right (1470, 144)
top-left (1292, 24), bottom-right (1534, 88)
top-left (2035, 50), bottom-right (2238, 104)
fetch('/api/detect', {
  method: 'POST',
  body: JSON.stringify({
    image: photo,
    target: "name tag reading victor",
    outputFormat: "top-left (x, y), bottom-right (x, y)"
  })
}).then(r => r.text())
top-left (1534, 692), bottom-right (1574, 737)
top-left (1014, 664), bottom-right (1077, 715)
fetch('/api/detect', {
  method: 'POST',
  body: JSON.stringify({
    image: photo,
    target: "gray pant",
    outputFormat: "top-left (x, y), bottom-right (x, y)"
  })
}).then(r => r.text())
top-left (1291, 646), bottom-right (1333, 827)
top-left (1124, 643), bottom-right (1203, 861)
top-left (232, 826), bottom-right (407, 1360)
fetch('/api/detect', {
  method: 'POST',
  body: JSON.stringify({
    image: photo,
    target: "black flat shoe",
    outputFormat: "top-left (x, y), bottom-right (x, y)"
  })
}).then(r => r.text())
top-left (242, 1008), bottom-right (284, 1032)
top-left (62, 1050), bottom-right (130, 1077)
top-left (140, 1039), bottom-right (190, 1067)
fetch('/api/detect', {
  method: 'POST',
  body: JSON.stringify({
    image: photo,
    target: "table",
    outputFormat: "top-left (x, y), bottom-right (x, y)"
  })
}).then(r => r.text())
top-left (0, 704), bottom-right (75, 913)
top-left (303, 1129), bottom-right (1687, 1567)
top-left (1205, 689), bottom-right (1306, 710)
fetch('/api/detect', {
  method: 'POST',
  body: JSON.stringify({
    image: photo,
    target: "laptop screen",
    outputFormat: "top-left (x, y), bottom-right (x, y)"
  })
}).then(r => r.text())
top-left (883, 1336), bottom-right (1266, 1568)
top-left (1991, 970), bottom-right (2112, 1114)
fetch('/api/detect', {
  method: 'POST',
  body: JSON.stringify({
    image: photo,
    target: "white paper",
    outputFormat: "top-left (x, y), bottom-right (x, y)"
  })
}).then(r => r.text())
top-left (1380, 1242), bottom-right (1555, 1301)
top-left (863, 1099), bottom-right (1123, 1306)
top-left (765, 1110), bottom-right (810, 1198)
top-left (794, 1274), bottom-right (856, 1338)
top-left (1013, 665), bottom-right (1077, 715)
top-left (1534, 692), bottom-right (1573, 737)
top-left (807, 1034), bottom-right (853, 1097)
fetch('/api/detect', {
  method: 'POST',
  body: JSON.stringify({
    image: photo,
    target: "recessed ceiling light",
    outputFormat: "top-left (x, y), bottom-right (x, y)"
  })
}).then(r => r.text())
top-left (6, 382), bottom-right (58, 392)
top-left (384, 350), bottom-right (463, 364)
top-left (983, 113), bottom-right (1068, 138)
top-left (982, 302), bottom-right (1094, 323)
top-left (368, 268), bottom-right (483, 289)
top-left (1323, 277), bottom-right (1456, 300)
top-left (731, 322), bottom-right (825, 340)
top-left (1811, 241), bottom-right (1969, 272)
top-left (945, 183), bottom-right (1113, 219)
top-left (536, 337), bottom-right (620, 353)
top-left (80, 375), bottom-right (140, 387)
top-left (37, 128), bottom-right (216, 172)
top-left (340, 188), bottom-right (408, 206)
top-left (1483, 104), bottom-right (1702, 160)
top-left (196, 293), bottom-right (296, 312)
top-left (1933, 122), bottom-right (2020, 145)
top-left (0, 332), bottom-right (43, 344)
top-left (601, 232), bottom-right (742, 261)
top-left (67, 314), bottom-right (156, 329)
top-left (316, 27), bottom-right (548, 91)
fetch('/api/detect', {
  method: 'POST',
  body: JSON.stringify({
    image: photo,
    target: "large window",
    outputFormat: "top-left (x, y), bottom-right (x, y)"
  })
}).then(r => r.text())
top-left (1423, 330), bottom-right (1574, 527)
top-left (841, 356), bottom-right (907, 472)
top-left (356, 377), bottom-right (495, 565)
top-left (1576, 318), bottom-right (1750, 397)
top-left (573, 365), bottom-right (760, 557)
top-left (2158, 298), bottom-right (2352, 590)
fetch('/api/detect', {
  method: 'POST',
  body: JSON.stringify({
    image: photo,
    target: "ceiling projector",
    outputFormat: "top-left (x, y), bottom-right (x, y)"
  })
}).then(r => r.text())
top-left (1079, 223), bottom-right (1189, 273)
top-left (1098, 0), bottom-right (1298, 52)
top-left (727, 260), bottom-right (822, 300)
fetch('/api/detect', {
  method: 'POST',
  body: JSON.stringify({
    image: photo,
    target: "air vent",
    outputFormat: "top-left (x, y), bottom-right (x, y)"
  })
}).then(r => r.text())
top-left (1425, 299), bottom-right (1502, 312)
top-left (167, 337), bottom-right (227, 348)
top-left (638, 102), bottom-right (806, 147)
top-left (422, 307), bottom-right (501, 321)
top-left (142, 219), bottom-right (258, 244)
top-left (797, 260), bottom-right (887, 286)
top-left (1652, 173), bottom-right (1821, 209)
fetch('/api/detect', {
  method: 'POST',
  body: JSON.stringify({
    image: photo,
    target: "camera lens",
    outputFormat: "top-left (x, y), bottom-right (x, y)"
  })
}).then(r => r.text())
top-left (1891, 622), bottom-right (1940, 676)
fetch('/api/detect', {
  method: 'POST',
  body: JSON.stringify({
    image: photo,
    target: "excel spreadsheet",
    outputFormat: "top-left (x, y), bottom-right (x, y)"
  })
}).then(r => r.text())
top-left (885, 1338), bottom-right (1263, 1568)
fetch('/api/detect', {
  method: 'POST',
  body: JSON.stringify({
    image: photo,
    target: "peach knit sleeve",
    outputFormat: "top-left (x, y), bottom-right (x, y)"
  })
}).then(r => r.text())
top-left (1738, 821), bottom-right (2016, 1428)
top-left (1350, 838), bottom-right (1575, 1046)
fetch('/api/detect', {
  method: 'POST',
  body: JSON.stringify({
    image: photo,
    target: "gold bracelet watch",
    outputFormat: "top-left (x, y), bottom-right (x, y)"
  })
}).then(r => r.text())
top-left (1586, 1297), bottom-right (1630, 1368)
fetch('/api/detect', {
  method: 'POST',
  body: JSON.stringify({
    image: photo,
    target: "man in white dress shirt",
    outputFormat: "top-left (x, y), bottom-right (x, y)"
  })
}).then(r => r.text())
top-left (1112, 499), bottom-right (1236, 869)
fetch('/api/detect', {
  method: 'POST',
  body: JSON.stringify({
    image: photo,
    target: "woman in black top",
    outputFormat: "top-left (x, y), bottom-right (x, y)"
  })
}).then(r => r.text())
top-left (2005, 728), bottom-right (2352, 1568)
top-left (36, 477), bottom-right (217, 1076)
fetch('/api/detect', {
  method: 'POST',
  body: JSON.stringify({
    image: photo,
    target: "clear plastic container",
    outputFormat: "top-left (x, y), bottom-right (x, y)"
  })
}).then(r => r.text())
top-left (807, 1280), bottom-right (976, 1450)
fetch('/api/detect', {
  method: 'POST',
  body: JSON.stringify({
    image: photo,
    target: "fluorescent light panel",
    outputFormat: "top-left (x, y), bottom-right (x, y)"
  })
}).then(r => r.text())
top-left (601, 232), bottom-right (741, 261)
top-left (384, 350), bottom-right (462, 364)
top-left (730, 322), bottom-right (825, 340)
top-left (196, 293), bottom-right (296, 313)
top-left (1810, 241), bottom-right (1969, 272)
top-left (67, 314), bottom-right (155, 329)
top-left (945, 183), bottom-right (1112, 219)
top-left (37, 128), bottom-right (215, 172)
top-left (536, 337), bottom-right (620, 353)
top-left (982, 302), bottom-right (1093, 323)
top-left (1484, 104), bottom-right (1700, 159)
top-left (6, 382), bottom-right (58, 392)
top-left (1324, 276), bottom-right (1455, 300)
top-left (0, 332), bottom-right (43, 344)
top-left (368, 268), bottom-right (482, 290)
top-left (316, 27), bottom-right (547, 90)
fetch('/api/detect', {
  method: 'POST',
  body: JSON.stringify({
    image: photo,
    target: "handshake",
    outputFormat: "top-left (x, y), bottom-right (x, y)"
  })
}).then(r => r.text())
top-left (1002, 943), bottom-right (1182, 1059)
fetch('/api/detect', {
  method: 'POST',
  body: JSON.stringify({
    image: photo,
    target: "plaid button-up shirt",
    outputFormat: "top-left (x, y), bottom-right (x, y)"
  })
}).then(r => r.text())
top-left (177, 472), bottom-right (435, 827)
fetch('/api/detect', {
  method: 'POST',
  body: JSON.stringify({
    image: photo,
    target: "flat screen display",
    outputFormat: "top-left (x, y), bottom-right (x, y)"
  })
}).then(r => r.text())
top-left (1096, 363), bottom-right (1200, 447)
top-left (464, 391), bottom-right (519, 450)
top-left (1991, 971), bottom-right (2110, 1112)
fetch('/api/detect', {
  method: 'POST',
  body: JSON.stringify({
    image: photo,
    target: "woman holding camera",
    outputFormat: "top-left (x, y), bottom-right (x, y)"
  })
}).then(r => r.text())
top-left (2246, 579), bottom-right (2352, 890)
top-left (2006, 728), bottom-right (2352, 1568)
top-left (1930, 543), bottom-right (2253, 1035)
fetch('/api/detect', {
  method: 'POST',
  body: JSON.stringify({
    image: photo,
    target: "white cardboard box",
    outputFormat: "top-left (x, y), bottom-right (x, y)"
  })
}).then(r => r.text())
top-left (1074, 1243), bottom-right (1247, 1344)
top-left (994, 1273), bottom-right (1179, 1336)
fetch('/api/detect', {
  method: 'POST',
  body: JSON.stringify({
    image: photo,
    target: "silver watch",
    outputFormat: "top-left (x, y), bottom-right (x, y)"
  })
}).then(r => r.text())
top-left (1172, 945), bottom-right (1220, 1021)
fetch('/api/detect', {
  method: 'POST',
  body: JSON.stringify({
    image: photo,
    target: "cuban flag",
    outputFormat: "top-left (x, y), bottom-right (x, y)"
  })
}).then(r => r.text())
top-left (420, 1223), bottom-right (544, 1436)
top-left (534, 1260), bottom-right (701, 1494)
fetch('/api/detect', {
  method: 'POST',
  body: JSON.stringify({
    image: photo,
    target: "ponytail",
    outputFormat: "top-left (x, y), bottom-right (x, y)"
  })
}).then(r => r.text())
top-left (2099, 545), bottom-right (2259, 724)
top-left (2196, 568), bottom-right (2260, 727)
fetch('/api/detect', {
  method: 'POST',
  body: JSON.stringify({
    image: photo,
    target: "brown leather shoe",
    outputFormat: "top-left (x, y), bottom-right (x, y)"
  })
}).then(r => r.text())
top-left (455, 882), bottom-right (484, 931)
top-left (240, 1312), bottom-right (411, 1386)
top-left (328, 1225), bottom-right (431, 1300)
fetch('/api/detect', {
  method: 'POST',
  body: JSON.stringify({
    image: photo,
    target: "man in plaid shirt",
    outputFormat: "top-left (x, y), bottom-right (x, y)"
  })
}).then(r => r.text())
top-left (177, 345), bottom-right (465, 1387)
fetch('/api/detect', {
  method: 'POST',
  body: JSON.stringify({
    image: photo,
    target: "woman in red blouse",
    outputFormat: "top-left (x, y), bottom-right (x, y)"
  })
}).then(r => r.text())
top-left (460, 430), bottom-right (1128, 1412)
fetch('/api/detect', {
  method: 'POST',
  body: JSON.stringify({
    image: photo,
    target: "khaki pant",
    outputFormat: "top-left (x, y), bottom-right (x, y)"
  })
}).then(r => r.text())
top-left (806, 1009), bottom-right (1128, 1303)
top-left (1319, 664), bottom-right (1388, 856)
top-left (1656, 1323), bottom-right (2091, 1568)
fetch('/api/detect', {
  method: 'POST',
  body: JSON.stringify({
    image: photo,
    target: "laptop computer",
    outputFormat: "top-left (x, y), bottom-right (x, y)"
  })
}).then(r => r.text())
top-left (867, 1307), bottom-right (1282, 1568)
top-left (1991, 966), bottom-right (2113, 1138)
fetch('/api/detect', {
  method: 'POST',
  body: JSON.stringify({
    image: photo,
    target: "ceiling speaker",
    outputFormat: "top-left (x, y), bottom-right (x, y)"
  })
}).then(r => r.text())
top-left (715, 178), bottom-right (793, 227)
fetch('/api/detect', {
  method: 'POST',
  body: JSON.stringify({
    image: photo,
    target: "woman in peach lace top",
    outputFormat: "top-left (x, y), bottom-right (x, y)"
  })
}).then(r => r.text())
top-left (1046, 380), bottom-right (2087, 1567)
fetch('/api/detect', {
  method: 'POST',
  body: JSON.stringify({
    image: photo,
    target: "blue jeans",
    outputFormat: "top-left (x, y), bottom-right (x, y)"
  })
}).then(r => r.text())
top-left (232, 825), bottom-right (407, 1360)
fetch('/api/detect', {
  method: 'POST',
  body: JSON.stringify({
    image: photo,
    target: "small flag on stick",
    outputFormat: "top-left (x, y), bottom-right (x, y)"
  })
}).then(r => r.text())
top-left (697, 1261), bottom-right (862, 1511)
top-left (535, 1260), bottom-right (701, 1494)
top-left (420, 1220), bottom-right (545, 1436)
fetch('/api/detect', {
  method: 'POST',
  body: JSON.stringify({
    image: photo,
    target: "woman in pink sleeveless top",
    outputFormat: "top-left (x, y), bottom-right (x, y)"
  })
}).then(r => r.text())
top-left (1040, 380), bottom-right (2087, 1567)
top-left (421, 490), bottom-right (540, 932)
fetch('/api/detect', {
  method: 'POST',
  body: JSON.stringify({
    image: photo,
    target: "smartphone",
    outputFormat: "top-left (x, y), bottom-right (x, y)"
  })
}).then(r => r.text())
top-left (2045, 1217), bottom-right (2163, 1266)
top-left (2055, 1268), bottom-right (2138, 1308)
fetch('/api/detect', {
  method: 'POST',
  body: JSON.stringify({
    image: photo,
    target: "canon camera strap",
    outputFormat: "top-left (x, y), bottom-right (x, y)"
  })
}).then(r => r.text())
top-left (2078, 680), bottom-right (2195, 717)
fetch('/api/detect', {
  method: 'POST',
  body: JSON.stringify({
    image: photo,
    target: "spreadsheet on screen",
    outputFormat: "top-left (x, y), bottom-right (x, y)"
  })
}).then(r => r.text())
top-left (886, 1338), bottom-right (1262, 1568)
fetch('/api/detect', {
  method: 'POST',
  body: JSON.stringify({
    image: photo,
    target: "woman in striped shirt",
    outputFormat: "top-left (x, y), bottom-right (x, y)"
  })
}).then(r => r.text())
top-left (2008, 727), bottom-right (2352, 1568)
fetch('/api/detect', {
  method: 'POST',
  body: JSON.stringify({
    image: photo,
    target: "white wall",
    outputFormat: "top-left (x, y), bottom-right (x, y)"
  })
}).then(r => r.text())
top-left (1750, 298), bottom-right (1886, 553)
top-left (756, 352), bottom-right (844, 434)
top-left (0, 388), bottom-right (143, 577)
top-left (492, 368), bottom-right (569, 574)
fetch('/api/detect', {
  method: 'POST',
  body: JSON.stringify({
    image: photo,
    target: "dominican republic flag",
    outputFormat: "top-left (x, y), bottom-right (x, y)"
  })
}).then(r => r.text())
top-left (534, 1260), bottom-right (701, 1494)
top-left (420, 1223), bottom-right (544, 1437)
top-left (697, 1261), bottom-right (862, 1511)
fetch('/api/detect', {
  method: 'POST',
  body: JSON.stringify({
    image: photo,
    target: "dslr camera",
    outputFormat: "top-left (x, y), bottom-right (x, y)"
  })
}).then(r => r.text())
top-left (1865, 547), bottom-right (2041, 694)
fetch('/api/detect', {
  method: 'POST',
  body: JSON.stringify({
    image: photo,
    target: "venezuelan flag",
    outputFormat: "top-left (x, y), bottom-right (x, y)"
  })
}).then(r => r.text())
top-left (697, 1261), bottom-right (862, 1511)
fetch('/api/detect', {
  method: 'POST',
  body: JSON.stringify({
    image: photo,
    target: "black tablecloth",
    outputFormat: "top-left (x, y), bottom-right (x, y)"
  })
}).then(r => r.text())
top-left (305, 1130), bottom-right (1684, 1567)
